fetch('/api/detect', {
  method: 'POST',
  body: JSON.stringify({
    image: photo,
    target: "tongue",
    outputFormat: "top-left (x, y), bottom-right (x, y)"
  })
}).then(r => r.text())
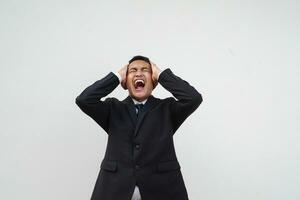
top-left (135, 82), bottom-right (144, 89)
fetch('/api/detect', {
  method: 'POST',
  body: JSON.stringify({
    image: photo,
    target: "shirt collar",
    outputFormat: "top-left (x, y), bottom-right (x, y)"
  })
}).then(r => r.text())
top-left (132, 98), bottom-right (147, 105)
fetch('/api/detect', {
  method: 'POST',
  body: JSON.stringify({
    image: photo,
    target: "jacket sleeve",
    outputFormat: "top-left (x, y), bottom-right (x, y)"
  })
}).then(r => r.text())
top-left (158, 68), bottom-right (203, 132)
top-left (75, 72), bottom-right (119, 132)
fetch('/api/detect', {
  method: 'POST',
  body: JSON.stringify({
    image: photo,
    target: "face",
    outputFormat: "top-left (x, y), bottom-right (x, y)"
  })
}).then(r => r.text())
top-left (126, 60), bottom-right (153, 102)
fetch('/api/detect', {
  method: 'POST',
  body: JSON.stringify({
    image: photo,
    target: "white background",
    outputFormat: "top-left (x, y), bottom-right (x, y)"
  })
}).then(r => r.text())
top-left (1, 0), bottom-right (300, 199)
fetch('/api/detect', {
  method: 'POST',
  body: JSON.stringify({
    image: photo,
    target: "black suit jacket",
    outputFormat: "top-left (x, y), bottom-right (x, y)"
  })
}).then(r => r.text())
top-left (75, 68), bottom-right (202, 200)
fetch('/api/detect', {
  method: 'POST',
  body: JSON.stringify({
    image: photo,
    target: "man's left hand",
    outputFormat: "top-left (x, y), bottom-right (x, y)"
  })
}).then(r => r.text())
top-left (151, 61), bottom-right (161, 84)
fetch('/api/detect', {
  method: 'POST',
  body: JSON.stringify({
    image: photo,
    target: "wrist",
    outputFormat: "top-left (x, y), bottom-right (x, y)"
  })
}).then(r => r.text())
top-left (114, 71), bottom-right (122, 83)
top-left (157, 70), bottom-right (162, 79)
top-left (156, 68), bottom-right (163, 80)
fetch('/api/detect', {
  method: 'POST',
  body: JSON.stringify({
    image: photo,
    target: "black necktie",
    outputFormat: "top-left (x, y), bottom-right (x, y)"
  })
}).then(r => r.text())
top-left (135, 104), bottom-right (144, 116)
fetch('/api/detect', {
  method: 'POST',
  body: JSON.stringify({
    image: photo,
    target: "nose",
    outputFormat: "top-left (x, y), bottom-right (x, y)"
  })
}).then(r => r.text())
top-left (135, 70), bottom-right (143, 76)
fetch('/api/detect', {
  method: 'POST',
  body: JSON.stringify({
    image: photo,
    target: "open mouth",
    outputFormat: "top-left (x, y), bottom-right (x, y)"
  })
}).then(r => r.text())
top-left (134, 79), bottom-right (145, 90)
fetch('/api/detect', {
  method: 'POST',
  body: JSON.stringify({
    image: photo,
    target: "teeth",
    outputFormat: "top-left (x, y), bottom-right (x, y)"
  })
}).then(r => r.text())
top-left (134, 79), bottom-right (144, 84)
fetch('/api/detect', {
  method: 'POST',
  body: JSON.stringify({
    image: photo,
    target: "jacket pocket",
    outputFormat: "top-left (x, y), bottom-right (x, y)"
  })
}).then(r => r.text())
top-left (157, 160), bottom-right (181, 172)
top-left (100, 159), bottom-right (118, 172)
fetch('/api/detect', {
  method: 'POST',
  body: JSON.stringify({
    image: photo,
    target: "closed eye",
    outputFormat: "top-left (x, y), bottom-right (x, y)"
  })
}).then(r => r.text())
top-left (142, 68), bottom-right (150, 72)
top-left (129, 68), bottom-right (137, 73)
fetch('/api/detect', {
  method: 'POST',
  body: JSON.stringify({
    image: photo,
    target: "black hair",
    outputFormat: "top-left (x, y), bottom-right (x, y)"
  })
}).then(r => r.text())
top-left (128, 55), bottom-right (151, 65)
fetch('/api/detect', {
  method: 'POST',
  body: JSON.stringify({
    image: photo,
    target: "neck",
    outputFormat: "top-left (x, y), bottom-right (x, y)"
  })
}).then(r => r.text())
top-left (132, 97), bottom-right (148, 104)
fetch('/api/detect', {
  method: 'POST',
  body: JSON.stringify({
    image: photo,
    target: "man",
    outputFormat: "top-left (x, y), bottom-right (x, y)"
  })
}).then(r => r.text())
top-left (75, 55), bottom-right (202, 200)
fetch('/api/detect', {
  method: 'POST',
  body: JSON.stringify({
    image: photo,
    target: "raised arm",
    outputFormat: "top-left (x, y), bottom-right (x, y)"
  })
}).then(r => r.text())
top-left (152, 62), bottom-right (202, 132)
top-left (75, 65), bottom-right (127, 132)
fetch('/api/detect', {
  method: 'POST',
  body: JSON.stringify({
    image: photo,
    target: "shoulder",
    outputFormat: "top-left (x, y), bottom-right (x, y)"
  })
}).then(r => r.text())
top-left (153, 96), bottom-right (176, 105)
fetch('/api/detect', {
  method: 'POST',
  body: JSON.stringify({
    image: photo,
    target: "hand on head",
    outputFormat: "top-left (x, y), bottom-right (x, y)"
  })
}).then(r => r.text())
top-left (118, 64), bottom-right (128, 89)
top-left (117, 58), bottom-right (161, 91)
top-left (150, 61), bottom-right (161, 88)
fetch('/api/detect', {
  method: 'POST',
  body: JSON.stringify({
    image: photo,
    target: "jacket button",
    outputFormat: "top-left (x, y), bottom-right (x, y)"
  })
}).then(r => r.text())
top-left (135, 165), bottom-right (140, 170)
top-left (135, 144), bottom-right (140, 149)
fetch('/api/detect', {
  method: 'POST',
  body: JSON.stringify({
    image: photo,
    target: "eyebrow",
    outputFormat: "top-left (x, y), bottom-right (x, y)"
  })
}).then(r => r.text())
top-left (129, 66), bottom-right (150, 69)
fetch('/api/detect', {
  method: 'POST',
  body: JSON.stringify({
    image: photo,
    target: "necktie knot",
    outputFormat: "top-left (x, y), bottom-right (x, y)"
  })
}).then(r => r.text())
top-left (135, 104), bottom-right (144, 115)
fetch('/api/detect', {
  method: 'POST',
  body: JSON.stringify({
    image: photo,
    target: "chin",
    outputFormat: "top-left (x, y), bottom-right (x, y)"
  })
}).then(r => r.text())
top-left (128, 85), bottom-right (151, 101)
top-left (133, 94), bottom-right (147, 101)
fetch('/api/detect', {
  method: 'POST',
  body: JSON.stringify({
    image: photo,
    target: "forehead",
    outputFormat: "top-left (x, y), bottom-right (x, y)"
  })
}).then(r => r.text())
top-left (128, 60), bottom-right (151, 69)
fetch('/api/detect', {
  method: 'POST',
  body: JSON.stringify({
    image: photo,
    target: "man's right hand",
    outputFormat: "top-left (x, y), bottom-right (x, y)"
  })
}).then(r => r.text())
top-left (118, 64), bottom-right (128, 89)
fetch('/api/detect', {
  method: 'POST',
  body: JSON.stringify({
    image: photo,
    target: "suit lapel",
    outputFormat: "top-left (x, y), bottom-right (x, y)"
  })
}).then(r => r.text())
top-left (134, 95), bottom-right (157, 137)
top-left (123, 95), bottom-right (158, 137)
top-left (123, 96), bottom-right (137, 126)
